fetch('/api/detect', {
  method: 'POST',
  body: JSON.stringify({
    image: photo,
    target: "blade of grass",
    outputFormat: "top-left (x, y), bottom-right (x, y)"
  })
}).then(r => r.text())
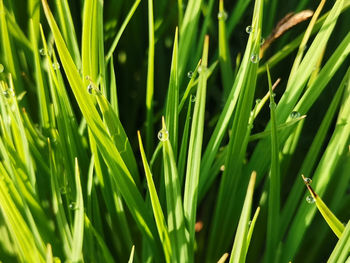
top-left (327, 221), bottom-right (350, 263)
top-left (301, 175), bottom-right (345, 238)
top-left (228, 172), bottom-right (257, 263)
top-left (183, 35), bottom-right (209, 247)
top-left (160, 117), bottom-right (188, 263)
top-left (41, 0), bottom-right (159, 253)
top-left (264, 65), bottom-right (280, 263)
top-left (145, 0), bottom-right (155, 156)
top-left (105, 0), bottom-right (141, 62)
top-left (165, 28), bottom-right (179, 156)
top-left (218, 0), bottom-right (234, 100)
top-left (138, 131), bottom-right (172, 263)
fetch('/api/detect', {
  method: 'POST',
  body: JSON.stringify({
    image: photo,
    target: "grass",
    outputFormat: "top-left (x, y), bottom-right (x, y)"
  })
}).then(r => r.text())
top-left (0, 0), bottom-right (349, 262)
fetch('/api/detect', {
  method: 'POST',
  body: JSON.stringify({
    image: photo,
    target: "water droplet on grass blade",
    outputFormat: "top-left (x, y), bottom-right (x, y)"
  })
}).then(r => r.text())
top-left (52, 62), bottom-right (60, 70)
top-left (187, 71), bottom-right (193, 78)
top-left (87, 84), bottom-right (93, 94)
top-left (250, 54), bottom-right (259, 63)
top-left (69, 202), bottom-right (77, 210)
top-left (191, 95), bottom-right (196, 102)
top-left (306, 195), bottom-right (315, 204)
top-left (303, 177), bottom-right (312, 185)
top-left (217, 11), bottom-right (228, 21)
top-left (157, 129), bottom-right (169, 142)
top-left (39, 48), bottom-right (46, 56)
top-left (290, 111), bottom-right (301, 119)
top-left (246, 26), bottom-right (252, 34)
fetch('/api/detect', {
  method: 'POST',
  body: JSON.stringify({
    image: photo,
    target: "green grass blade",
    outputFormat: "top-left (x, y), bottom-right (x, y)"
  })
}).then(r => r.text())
top-left (327, 221), bottom-right (350, 263)
top-left (302, 175), bottom-right (345, 238)
top-left (183, 35), bottom-right (209, 245)
top-left (218, 0), bottom-right (234, 99)
top-left (41, 0), bottom-right (159, 252)
top-left (138, 131), bottom-right (172, 263)
top-left (105, 0), bottom-right (141, 62)
top-left (145, 0), bottom-right (155, 156)
top-left (70, 158), bottom-right (84, 262)
top-left (165, 28), bottom-right (179, 156)
top-left (264, 65), bottom-right (280, 263)
top-left (229, 172), bottom-right (257, 263)
top-left (206, 0), bottom-right (263, 259)
top-left (160, 117), bottom-right (189, 262)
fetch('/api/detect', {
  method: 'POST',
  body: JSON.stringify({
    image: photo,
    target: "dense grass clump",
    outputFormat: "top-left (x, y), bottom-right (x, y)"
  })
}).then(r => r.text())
top-left (0, 0), bottom-right (349, 262)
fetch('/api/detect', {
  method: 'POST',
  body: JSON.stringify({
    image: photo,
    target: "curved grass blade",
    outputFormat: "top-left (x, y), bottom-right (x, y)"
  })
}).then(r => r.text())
top-left (301, 175), bottom-right (345, 238)
top-left (41, 0), bottom-right (159, 252)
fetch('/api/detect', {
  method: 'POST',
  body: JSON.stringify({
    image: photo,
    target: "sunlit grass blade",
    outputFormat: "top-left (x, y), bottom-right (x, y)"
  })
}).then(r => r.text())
top-left (138, 131), bottom-right (172, 263)
top-left (281, 62), bottom-right (350, 262)
top-left (327, 221), bottom-right (350, 263)
top-left (55, 0), bottom-right (81, 68)
top-left (228, 172), bottom-right (257, 263)
top-left (70, 158), bottom-right (84, 262)
top-left (41, 0), bottom-right (159, 252)
top-left (165, 28), bottom-right (179, 156)
top-left (198, 0), bottom-right (262, 200)
top-left (206, 0), bottom-right (263, 259)
top-left (247, 0), bottom-right (349, 183)
top-left (218, 0), bottom-right (234, 99)
top-left (301, 175), bottom-right (345, 238)
top-left (183, 35), bottom-right (209, 247)
top-left (280, 69), bottom-right (349, 239)
top-left (264, 65), bottom-right (280, 263)
top-left (160, 117), bottom-right (188, 262)
top-left (145, 0), bottom-right (155, 156)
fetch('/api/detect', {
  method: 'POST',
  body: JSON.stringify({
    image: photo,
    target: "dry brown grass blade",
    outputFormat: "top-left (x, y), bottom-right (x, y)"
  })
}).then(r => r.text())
top-left (260, 10), bottom-right (314, 57)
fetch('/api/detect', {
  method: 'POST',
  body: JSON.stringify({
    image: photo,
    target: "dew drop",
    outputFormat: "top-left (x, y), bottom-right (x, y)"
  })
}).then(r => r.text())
top-left (87, 84), bottom-right (93, 94)
top-left (246, 26), bottom-right (253, 34)
top-left (306, 195), bottom-right (315, 204)
top-left (0, 64), bottom-right (4, 73)
top-left (290, 111), bottom-right (301, 119)
top-left (39, 48), bottom-right (46, 56)
top-left (248, 220), bottom-right (252, 226)
top-left (217, 11), bottom-right (228, 21)
top-left (69, 202), bottom-right (77, 210)
top-left (255, 99), bottom-right (261, 104)
top-left (157, 128), bottom-right (169, 142)
top-left (191, 95), bottom-right (196, 102)
top-left (303, 177), bottom-right (312, 185)
top-left (2, 90), bottom-right (10, 98)
top-left (269, 102), bottom-right (276, 109)
top-left (250, 54), bottom-right (259, 63)
top-left (52, 62), bottom-right (60, 70)
top-left (187, 71), bottom-right (193, 79)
